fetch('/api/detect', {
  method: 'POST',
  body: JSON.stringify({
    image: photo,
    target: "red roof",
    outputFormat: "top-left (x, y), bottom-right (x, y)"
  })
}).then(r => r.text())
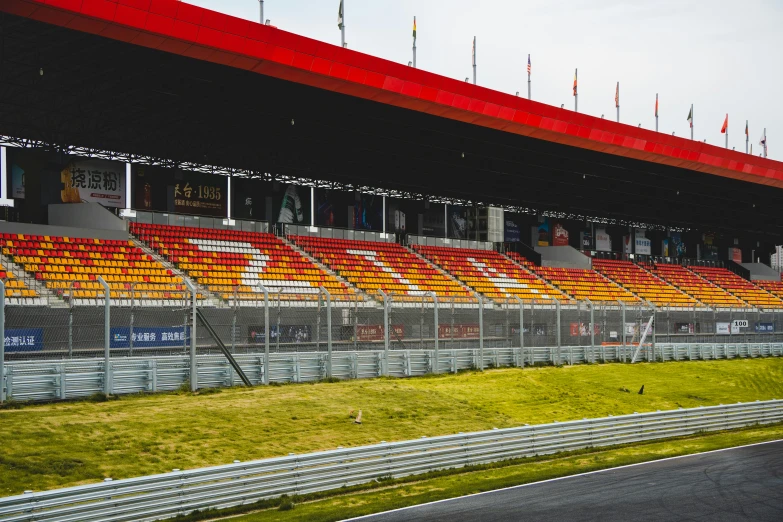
top-left (4, 0), bottom-right (783, 189)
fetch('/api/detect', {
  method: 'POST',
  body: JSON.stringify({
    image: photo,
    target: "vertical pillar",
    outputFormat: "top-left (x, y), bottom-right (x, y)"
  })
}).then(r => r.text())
top-left (587, 298), bottom-right (595, 363)
top-left (431, 292), bottom-right (439, 374)
top-left (619, 300), bottom-right (626, 362)
top-left (379, 290), bottom-right (389, 376)
top-left (0, 147), bottom-right (15, 207)
top-left (320, 287), bottom-right (332, 379)
top-left (554, 297), bottom-right (562, 364)
top-left (258, 285), bottom-right (270, 384)
top-left (0, 280), bottom-right (5, 403)
top-left (97, 276), bottom-right (112, 394)
top-left (183, 279), bottom-right (198, 391)
top-left (310, 187), bottom-right (315, 228)
top-left (477, 293), bottom-right (484, 370)
top-left (515, 296), bottom-right (524, 368)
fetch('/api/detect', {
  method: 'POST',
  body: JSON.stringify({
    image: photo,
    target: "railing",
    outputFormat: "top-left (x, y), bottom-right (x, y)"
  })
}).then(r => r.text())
top-left (4, 343), bottom-right (783, 402)
top-left (407, 234), bottom-right (494, 251)
top-left (124, 209), bottom-right (269, 233)
top-left (283, 223), bottom-right (394, 243)
top-left (0, 400), bottom-right (780, 522)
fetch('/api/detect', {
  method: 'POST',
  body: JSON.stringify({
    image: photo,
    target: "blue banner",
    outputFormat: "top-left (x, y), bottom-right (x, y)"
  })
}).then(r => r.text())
top-left (755, 323), bottom-right (774, 333)
top-left (110, 327), bottom-right (190, 348)
top-left (4, 328), bottom-right (44, 352)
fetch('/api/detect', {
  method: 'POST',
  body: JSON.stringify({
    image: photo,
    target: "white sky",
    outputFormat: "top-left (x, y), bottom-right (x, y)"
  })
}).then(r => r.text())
top-left (187, 0), bottom-right (782, 158)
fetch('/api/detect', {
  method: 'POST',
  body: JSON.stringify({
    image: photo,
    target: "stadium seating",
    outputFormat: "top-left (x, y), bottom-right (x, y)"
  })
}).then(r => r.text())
top-left (290, 236), bottom-right (472, 300)
top-left (0, 261), bottom-right (40, 304)
top-left (647, 264), bottom-right (747, 308)
top-left (530, 264), bottom-right (639, 303)
top-left (688, 266), bottom-right (783, 309)
top-left (756, 279), bottom-right (783, 301)
top-left (412, 245), bottom-right (567, 302)
top-left (2, 232), bottom-right (186, 303)
top-left (131, 223), bottom-right (353, 301)
top-left (593, 259), bottom-right (698, 307)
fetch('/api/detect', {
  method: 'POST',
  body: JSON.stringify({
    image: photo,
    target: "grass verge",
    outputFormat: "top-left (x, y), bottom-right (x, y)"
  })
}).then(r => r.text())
top-left (213, 424), bottom-right (783, 522)
top-left (1, 358), bottom-right (782, 495)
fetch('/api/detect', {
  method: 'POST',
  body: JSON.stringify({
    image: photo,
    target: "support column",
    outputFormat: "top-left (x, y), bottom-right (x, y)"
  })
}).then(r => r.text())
top-left (183, 279), bottom-right (198, 391)
top-left (320, 287), bottom-right (332, 379)
top-left (98, 276), bottom-right (112, 394)
top-left (431, 292), bottom-right (439, 374)
top-left (379, 290), bottom-right (390, 376)
top-left (258, 284), bottom-right (270, 384)
top-left (0, 280), bottom-right (5, 403)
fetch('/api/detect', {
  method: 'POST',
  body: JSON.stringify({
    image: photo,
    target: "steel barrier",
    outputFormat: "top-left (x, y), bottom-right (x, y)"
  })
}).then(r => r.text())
top-left (3, 343), bottom-right (783, 402)
top-left (0, 400), bottom-right (780, 522)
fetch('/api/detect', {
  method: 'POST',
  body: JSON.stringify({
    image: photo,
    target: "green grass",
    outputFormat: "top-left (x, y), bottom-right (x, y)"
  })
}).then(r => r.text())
top-left (222, 424), bottom-right (783, 522)
top-left (1, 358), bottom-right (782, 496)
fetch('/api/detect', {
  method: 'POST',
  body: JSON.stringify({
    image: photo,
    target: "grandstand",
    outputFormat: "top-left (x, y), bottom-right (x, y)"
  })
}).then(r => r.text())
top-left (412, 246), bottom-right (567, 302)
top-left (131, 223), bottom-right (354, 302)
top-left (2, 232), bottom-right (186, 305)
top-left (647, 264), bottom-right (749, 308)
top-left (289, 235), bottom-right (472, 301)
top-left (529, 264), bottom-right (639, 303)
top-left (593, 259), bottom-right (699, 308)
top-left (688, 266), bottom-right (783, 309)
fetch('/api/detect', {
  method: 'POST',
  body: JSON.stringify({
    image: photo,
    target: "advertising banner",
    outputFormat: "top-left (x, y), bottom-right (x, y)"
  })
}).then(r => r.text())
top-left (60, 158), bottom-right (126, 207)
top-left (595, 228), bottom-right (612, 251)
top-left (635, 236), bottom-right (652, 255)
top-left (755, 323), bottom-right (774, 333)
top-left (536, 218), bottom-right (550, 247)
top-left (11, 163), bottom-right (25, 199)
top-left (438, 324), bottom-right (480, 339)
top-left (354, 193), bottom-right (384, 231)
top-left (110, 327), bottom-right (189, 348)
top-left (569, 322), bottom-right (600, 336)
top-left (671, 232), bottom-right (686, 256)
top-left (553, 223), bottom-right (569, 246)
top-left (716, 322), bottom-right (741, 335)
top-left (4, 328), bottom-right (44, 352)
top-left (729, 247), bottom-right (742, 263)
top-left (662, 239), bottom-right (670, 257)
top-left (504, 217), bottom-right (521, 243)
top-left (448, 206), bottom-right (469, 239)
top-left (247, 325), bottom-right (312, 344)
top-left (674, 322), bottom-right (695, 334)
top-left (272, 184), bottom-right (310, 225)
top-left (580, 230), bottom-right (593, 250)
top-left (422, 205), bottom-right (446, 237)
top-left (356, 324), bottom-right (405, 341)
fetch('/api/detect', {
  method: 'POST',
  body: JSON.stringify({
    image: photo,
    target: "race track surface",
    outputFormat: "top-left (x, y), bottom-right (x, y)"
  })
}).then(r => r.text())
top-left (355, 440), bottom-right (783, 522)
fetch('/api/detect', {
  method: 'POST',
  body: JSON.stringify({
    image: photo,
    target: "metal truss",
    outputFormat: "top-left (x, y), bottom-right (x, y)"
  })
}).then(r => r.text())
top-left (0, 134), bottom-right (684, 232)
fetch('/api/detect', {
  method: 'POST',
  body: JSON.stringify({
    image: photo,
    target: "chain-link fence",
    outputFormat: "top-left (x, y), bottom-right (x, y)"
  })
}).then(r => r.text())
top-left (4, 288), bottom-right (783, 398)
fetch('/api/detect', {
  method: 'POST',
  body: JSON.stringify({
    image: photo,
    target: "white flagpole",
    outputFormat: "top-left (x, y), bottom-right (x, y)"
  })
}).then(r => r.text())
top-left (340, 0), bottom-right (345, 48)
top-left (655, 93), bottom-right (659, 132)
top-left (725, 115), bottom-right (728, 149)
top-left (259, 0), bottom-right (264, 23)
top-left (616, 82), bottom-right (620, 123)
top-left (746, 120), bottom-right (749, 154)
top-left (690, 104), bottom-right (694, 140)
top-left (764, 128), bottom-right (767, 158)
top-left (574, 68), bottom-right (578, 112)
top-left (472, 36), bottom-right (477, 85)
top-left (412, 16), bottom-right (417, 68)
top-left (527, 54), bottom-right (531, 100)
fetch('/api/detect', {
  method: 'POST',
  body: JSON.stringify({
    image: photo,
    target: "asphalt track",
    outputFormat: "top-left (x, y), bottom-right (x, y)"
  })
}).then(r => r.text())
top-left (352, 440), bottom-right (783, 522)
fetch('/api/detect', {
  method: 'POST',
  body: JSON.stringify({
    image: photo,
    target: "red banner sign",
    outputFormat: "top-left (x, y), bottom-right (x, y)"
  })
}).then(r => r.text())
top-left (438, 324), bottom-right (481, 339)
top-left (356, 324), bottom-right (404, 341)
top-left (553, 223), bottom-right (570, 246)
top-left (569, 322), bottom-right (600, 337)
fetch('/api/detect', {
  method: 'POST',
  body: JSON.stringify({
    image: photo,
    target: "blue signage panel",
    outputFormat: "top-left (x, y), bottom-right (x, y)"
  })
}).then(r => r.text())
top-left (110, 327), bottom-right (190, 349)
top-left (4, 328), bottom-right (44, 352)
top-left (755, 323), bottom-right (774, 333)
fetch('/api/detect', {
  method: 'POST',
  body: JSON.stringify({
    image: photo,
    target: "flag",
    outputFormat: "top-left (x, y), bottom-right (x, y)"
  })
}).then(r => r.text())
top-left (412, 16), bottom-right (416, 42)
top-left (573, 69), bottom-right (577, 96)
top-left (655, 94), bottom-right (659, 117)
top-left (527, 54), bottom-right (531, 76)
top-left (687, 106), bottom-right (693, 128)
top-left (760, 131), bottom-right (767, 147)
top-left (615, 82), bottom-right (619, 108)
top-left (337, 0), bottom-right (344, 29)
top-left (745, 121), bottom-right (748, 137)
top-left (472, 37), bottom-right (476, 66)
top-left (721, 114), bottom-right (728, 134)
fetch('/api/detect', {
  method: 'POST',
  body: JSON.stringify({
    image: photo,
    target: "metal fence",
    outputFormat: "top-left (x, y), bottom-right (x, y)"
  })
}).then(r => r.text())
top-left (3, 284), bottom-right (783, 401)
top-left (1, 400), bottom-right (780, 522)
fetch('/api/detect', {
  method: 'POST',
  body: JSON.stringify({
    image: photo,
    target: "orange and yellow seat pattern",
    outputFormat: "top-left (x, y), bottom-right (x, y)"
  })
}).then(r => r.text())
top-left (2, 232), bottom-right (184, 300)
top-left (413, 245), bottom-right (566, 302)
top-left (756, 279), bottom-right (783, 301)
top-left (531, 265), bottom-right (639, 303)
top-left (648, 264), bottom-right (746, 308)
top-left (290, 236), bottom-right (472, 301)
top-left (689, 266), bottom-right (783, 309)
top-left (132, 223), bottom-right (353, 301)
top-left (0, 260), bottom-right (37, 299)
top-left (593, 259), bottom-right (698, 307)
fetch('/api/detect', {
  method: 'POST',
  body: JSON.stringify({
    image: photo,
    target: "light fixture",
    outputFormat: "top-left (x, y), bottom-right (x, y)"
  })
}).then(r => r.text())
top-left (265, 19), bottom-right (271, 25)
top-left (465, 77), bottom-right (470, 82)
top-left (39, 68), bottom-right (43, 76)
top-left (601, 114), bottom-right (604, 119)
top-left (461, 152), bottom-right (465, 158)
top-left (676, 190), bottom-right (680, 195)
top-left (291, 119), bottom-right (295, 126)
top-left (561, 104), bottom-right (564, 108)
top-left (515, 92), bottom-right (519, 96)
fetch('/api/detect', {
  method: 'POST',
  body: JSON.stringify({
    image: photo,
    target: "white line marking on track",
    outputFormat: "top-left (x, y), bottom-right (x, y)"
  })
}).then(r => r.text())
top-left (341, 439), bottom-right (783, 521)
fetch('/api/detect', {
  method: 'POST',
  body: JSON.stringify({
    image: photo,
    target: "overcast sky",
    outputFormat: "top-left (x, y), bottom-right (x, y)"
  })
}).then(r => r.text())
top-left (188, 0), bottom-right (781, 158)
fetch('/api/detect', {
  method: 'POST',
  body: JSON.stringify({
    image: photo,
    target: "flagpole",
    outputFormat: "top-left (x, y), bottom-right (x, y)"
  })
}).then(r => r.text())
top-left (746, 120), bottom-right (748, 154)
top-left (341, 1), bottom-right (345, 48)
top-left (574, 68), bottom-right (578, 113)
top-left (690, 104), bottom-right (694, 140)
top-left (655, 93), bottom-right (659, 132)
top-left (616, 82), bottom-right (620, 123)
top-left (764, 128), bottom-right (767, 158)
top-left (472, 36), bottom-right (477, 85)
top-left (527, 54), bottom-right (531, 100)
top-left (412, 16), bottom-right (417, 68)
top-left (259, 0), bottom-right (264, 23)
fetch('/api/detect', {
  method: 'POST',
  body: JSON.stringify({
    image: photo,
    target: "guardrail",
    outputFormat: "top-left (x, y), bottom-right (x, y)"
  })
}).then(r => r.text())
top-left (4, 343), bottom-right (783, 402)
top-left (1, 400), bottom-right (780, 522)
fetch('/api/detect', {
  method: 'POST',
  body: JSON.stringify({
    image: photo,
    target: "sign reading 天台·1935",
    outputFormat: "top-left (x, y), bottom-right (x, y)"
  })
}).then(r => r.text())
top-left (170, 181), bottom-right (226, 217)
